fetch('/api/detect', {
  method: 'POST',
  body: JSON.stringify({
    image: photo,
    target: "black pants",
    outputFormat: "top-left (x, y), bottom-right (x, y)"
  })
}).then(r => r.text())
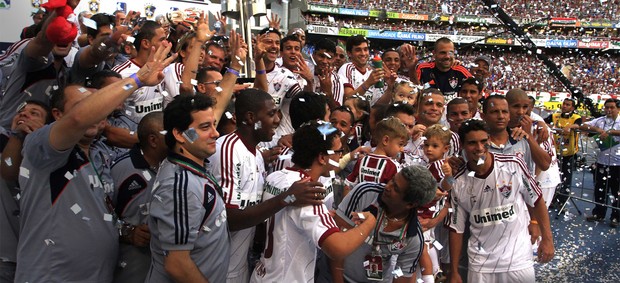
top-left (555, 154), bottom-right (575, 204)
top-left (592, 163), bottom-right (620, 220)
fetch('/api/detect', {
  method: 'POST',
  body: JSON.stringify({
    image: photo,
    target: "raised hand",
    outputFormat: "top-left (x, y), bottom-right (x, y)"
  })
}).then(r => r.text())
top-left (136, 42), bottom-right (177, 86)
top-left (228, 30), bottom-right (248, 70)
top-left (195, 12), bottom-right (215, 43)
top-left (266, 14), bottom-right (281, 29)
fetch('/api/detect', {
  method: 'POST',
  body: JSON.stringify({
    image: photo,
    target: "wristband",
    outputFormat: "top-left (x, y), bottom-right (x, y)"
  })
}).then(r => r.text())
top-left (129, 73), bottom-right (143, 88)
top-left (256, 69), bottom-right (266, 75)
top-left (361, 84), bottom-right (369, 92)
top-left (530, 220), bottom-right (539, 225)
top-left (226, 67), bottom-right (240, 77)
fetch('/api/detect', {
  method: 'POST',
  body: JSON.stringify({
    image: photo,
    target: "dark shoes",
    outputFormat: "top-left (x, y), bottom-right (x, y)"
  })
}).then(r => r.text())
top-left (586, 215), bottom-right (604, 222)
top-left (611, 219), bottom-right (619, 228)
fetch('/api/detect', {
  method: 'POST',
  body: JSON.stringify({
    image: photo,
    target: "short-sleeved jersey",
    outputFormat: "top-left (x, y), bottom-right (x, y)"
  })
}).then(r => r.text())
top-left (147, 153), bottom-right (230, 283)
top-left (338, 62), bottom-right (384, 105)
top-left (69, 46), bottom-right (105, 85)
top-left (0, 48), bottom-right (65, 128)
top-left (416, 62), bottom-right (472, 99)
top-left (585, 115), bottom-right (620, 165)
top-left (112, 59), bottom-right (165, 123)
top-left (449, 153), bottom-right (542, 273)
top-left (488, 132), bottom-right (534, 173)
top-left (16, 125), bottom-right (119, 282)
top-left (336, 182), bottom-right (424, 282)
top-left (0, 128), bottom-right (20, 263)
top-left (0, 39), bottom-right (31, 90)
top-left (251, 168), bottom-right (339, 283)
top-left (448, 130), bottom-right (461, 157)
top-left (312, 70), bottom-right (345, 106)
top-left (267, 65), bottom-right (302, 140)
top-left (346, 153), bottom-right (400, 187)
top-left (110, 146), bottom-right (156, 283)
top-left (207, 132), bottom-right (266, 279)
top-left (419, 159), bottom-right (448, 219)
top-left (162, 62), bottom-right (184, 107)
top-left (401, 138), bottom-right (428, 167)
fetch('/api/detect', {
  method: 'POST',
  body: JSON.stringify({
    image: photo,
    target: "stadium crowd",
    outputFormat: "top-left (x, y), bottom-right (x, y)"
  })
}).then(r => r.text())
top-left (0, 1), bottom-right (618, 283)
top-left (309, 0), bottom-right (620, 20)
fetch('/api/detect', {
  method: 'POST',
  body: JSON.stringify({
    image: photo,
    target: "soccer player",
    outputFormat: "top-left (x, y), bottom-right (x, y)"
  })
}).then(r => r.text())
top-left (416, 38), bottom-right (472, 99)
top-left (446, 97), bottom-right (471, 156)
top-left (310, 39), bottom-right (345, 109)
top-left (111, 111), bottom-right (167, 283)
top-left (251, 121), bottom-right (377, 282)
top-left (339, 35), bottom-right (385, 104)
top-left (112, 21), bottom-right (170, 123)
top-left (449, 119), bottom-right (554, 283)
top-left (16, 42), bottom-right (176, 283)
top-left (457, 78), bottom-right (483, 119)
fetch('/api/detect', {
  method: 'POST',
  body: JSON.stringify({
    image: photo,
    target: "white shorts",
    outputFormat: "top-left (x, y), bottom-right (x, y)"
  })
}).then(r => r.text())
top-left (468, 266), bottom-right (535, 283)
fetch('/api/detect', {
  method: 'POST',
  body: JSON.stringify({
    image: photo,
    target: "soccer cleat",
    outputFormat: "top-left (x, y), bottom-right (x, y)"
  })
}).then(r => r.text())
top-left (610, 219), bottom-right (619, 228)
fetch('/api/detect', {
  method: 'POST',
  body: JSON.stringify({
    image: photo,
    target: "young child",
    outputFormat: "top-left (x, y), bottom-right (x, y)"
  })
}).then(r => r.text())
top-left (418, 124), bottom-right (454, 283)
top-left (392, 81), bottom-right (419, 106)
top-left (345, 117), bottom-right (408, 188)
top-left (344, 95), bottom-right (371, 149)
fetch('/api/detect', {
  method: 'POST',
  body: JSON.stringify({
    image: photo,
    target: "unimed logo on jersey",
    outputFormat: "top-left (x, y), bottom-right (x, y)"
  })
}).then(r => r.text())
top-left (472, 204), bottom-right (516, 226)
top-left (361, 167), bottom-right (380, 177)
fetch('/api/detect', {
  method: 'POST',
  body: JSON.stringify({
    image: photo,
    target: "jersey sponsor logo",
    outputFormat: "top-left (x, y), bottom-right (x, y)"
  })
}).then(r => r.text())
top-left (263, 182), bottom-right (284, 196)
top-left (498, 185), bottom-right (512, 198)
top-left (472, 204), bottom-right (516, 226)
top-left (134, 98), bottom-right (163, 114)
top-left (360, 166), bottom-right (381, 177)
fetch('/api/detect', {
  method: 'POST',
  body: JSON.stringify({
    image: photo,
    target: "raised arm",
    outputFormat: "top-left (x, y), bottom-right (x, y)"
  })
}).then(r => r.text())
top-left (210, 30), bottom-right (247, 122)
top-left (49, 43), bottom-right (176, 151)
top-left (180, 13), bottom-right (214, 95)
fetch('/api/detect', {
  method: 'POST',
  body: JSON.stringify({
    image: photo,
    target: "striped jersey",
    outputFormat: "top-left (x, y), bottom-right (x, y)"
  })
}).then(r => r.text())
top-left (312, 70), bottom-right (345, 106)
top-left (112, 59), bottom-right (165, 123)
top-left (449, 153), bottom-right (542, 273)
top-left (338, 62), bottom-right (384, 105)
top-left (207, 132), bottom-right (266, 279)
top-left (147, 153), bottom-right (230, 283)
top-left (419, 159), bottom-right (449, 219)
top-left (250, 168), bottom-right (339, 283)
top-left (416, 62), bottom-right (472, 99)
top-left (0, 128), bottom-right (19, 263)
top-left (162, 62), bottom-right (184, 107)
top-left (346, 153), bottom-right (401, 188)
top-left (267, 65), bottom-right (302, 141)
top-left (336, 182), bottom-right (424, 282)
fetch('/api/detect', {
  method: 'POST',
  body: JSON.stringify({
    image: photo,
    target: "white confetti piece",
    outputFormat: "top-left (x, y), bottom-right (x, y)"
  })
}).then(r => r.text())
top-left (202, 225), bottom-right (211, 232)
top-left (19, 167), bottom-right (30, 178)
top-left (82, 17), bottom-right (98, 30)
top-left (44, 239), bottom-right (55, 246)
top-left (284, 194), bottom-right (296, 204)
top-left (82, 216), bottom-right (90, 221)
top-left (393, 266), bottom-right (404, 278)
top-left (161, 90), bottom-right (169, 97)
top-left (326, 150), bottom-right (335, 154)
top-left (278, 154), bottom-right (292, 160)
top-left (71, 204), bottom-right (82, 214)
top-left (123, 84), bottom-right (133, 91)
top-left (191, 79), bottom-right (198, 86)
top-left (103, 214), bottom-right (113, 222)
top-left (225, 112), bottom-right (233, 119)
top-left (215, 86), bottom-right (223, 92)
top-left (140, 171), bottom-right (151, 182)
top-left (477, 158), bottom-right (485, 166)
top-left (363, 260), bottom-right (370, 267)
top-left (299, 98), bottom-right (305, 102)
top-left (4, 158), bottom-right (12, 166)
top-left (468, 171), bottom-right (476, 177)
top-left (329, 170), bottom-right (336, 178)
top-left (78, 87), bottom-right (88, 93)
top-left (357, 212), bottom-right (365, 220)
top-left (159, 130), bottom-right (167, 135)
top-left (64, 171), bottom-right (74, 180)
top-left (129, 131), bottom-right (135, 135)
top-left (432, 240), bottom-right (444, 250)
top-left (126, 36), bottom-right (135, 43)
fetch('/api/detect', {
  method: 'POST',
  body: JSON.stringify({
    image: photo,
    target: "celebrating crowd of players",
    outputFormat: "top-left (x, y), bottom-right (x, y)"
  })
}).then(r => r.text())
top-left (1, 1), bottom-right (620, 283)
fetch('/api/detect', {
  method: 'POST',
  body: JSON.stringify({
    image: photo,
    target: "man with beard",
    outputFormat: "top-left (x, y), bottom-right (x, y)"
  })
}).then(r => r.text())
top-left (416, 38), bottom-right (472, 100)
top-left (0, 2), bottom-right (78, 128)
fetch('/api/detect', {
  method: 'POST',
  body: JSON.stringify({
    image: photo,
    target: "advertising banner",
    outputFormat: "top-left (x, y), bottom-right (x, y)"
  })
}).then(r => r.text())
top-left (550, 17), bottom-right (578, 27)
top-left (577, 40), bottom-right (610, 49)
top-left (545, 39), bottom-right (578, 48)
top-left (307, 4), bottom-right (339, 14)
top-left (306, 25), bottom-right (339, 35)
top-left (339, 8), bottom-right (369, 16)
top-left (485, 37), bottom-right (515, 45)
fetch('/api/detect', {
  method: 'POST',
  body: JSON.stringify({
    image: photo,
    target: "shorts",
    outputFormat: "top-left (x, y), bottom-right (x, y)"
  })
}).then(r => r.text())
top-left (468, 266), bottom-right (535, 283)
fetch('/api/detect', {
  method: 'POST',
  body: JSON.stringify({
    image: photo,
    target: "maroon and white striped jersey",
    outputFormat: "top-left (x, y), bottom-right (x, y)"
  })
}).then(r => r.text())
top-left (346, 153), bottom-right (401, 187)
top-left (162, 62), bottom-right (184, 107)
top-left (112, 59), bottom-right (165, 123)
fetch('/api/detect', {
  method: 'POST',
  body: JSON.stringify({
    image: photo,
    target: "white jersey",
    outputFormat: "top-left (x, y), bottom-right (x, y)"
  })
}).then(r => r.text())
top-left (312, 70), bottom-right (345, 106)
top-left (449, 153), bottom-right (542, 273)
top-left (338, 62), bottom-right (384, 105)
top-left (251, 168), bottom-right (339, 283)
top-left (162, 62), bottom-right (184, 107)
top-left (530, 113), bottom-right (561, 189)
top-left (206, 132), bottom-right (266, 279)
top-left (267, 65), bottom-right (302, 142)
top-left (112, 59), bottom-right (165, 123)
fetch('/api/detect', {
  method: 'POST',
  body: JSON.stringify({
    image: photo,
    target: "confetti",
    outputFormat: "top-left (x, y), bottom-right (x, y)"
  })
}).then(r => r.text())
top-left (298, 98), bottom-right (306, 102)
top-left (254, 121), bottom-right (262, 130)
top-left (4, 158), bottom-right (12, 167)
top-left (19, 167), bottom-right (30, 178)
top-left (215, 86), bottom-right (223, 92)
top-left (82, 17), bottom-right (98, 30)
top-left (44, 239), bottom-right (56, 246)
top-left (326, 150), bottom-right (335, 155)
top-left (357, 212), bottom-right (365, 220)
top-left (143, 170), bottom-right (152, 181)
top-left (202, 225), bottom-right (211, 232)
top-left (159, 130), bottom-right (167, 135)
top-left (64, 171), bottom-right (74, 180)
top-left (78, 87), bottom-right (88, 93)
top-left (225, 112), bottom-right (233, 119)
top-left (103, 214), bottom-right (113, 222)
top-left (123, 84), bottom-right (133, 91)
top-left (284, 194), bottom-right (296, 204)
top-left (191, 79), bottom-right (198, 86)
top-left (328, 159), bottom-right (339, 167)
top-left (70, 204), bottom-right (82, 214)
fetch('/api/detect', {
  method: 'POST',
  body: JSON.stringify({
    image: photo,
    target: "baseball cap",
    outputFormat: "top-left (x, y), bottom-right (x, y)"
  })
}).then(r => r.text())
top-left (474, 55), bottom-right (492, 68)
